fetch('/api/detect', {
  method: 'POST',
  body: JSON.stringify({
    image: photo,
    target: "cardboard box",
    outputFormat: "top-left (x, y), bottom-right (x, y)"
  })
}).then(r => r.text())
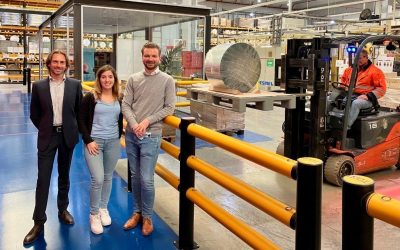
top-left (190, 100), bottom-right (245, 132)
top-left (211, 17), bottom-right (219, 26)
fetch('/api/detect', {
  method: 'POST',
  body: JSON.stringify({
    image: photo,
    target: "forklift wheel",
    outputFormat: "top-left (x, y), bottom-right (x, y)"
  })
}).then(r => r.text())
top-left (324, 155), bottom-right (355, 186)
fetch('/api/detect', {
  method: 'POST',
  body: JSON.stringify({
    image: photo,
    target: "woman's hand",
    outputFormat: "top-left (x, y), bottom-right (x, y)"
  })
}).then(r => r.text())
top-left (86, 141), bottom-right (99, 155)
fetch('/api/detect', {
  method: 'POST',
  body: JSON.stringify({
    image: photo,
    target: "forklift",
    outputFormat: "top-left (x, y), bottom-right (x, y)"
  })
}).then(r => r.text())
top-left (276, 36), bottom-right (400, 186)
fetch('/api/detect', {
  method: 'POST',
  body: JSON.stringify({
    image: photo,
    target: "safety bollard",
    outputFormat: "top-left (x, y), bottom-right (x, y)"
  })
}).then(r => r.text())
top-left (342, 175), bottom-right (374, 250)
top-left (295, 157), bottom-right (323, 250)
top-left (175, 117), bottom-right (198, 250)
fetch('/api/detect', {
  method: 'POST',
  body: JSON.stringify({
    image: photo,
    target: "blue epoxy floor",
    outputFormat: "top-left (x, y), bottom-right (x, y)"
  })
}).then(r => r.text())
top-left (0, 90), bottom-right (178, 250)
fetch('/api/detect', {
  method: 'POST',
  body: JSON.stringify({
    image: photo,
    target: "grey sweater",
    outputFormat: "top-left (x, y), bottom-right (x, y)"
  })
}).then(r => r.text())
top-left (122, 68), bottom-right (176, 135)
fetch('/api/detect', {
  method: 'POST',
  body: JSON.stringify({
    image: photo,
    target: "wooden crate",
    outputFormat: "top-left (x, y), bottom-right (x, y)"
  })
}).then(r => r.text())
top-left (162, 123), bottom-right (176, 142)
top-left (190, 99), bottom-right (245, 132)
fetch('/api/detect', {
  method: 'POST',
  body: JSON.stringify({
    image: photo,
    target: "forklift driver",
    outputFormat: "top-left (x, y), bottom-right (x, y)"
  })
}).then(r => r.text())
top-left (340, 49), bottom-right (387, 129)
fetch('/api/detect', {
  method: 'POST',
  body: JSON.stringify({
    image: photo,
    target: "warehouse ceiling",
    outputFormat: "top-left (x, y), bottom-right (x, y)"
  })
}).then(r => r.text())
top-left (195, 0), bottom-right (400, 37)
top-left (81, 6), bottom-right (199, 34)
top-left (199, 0), bottom-right (400, 20)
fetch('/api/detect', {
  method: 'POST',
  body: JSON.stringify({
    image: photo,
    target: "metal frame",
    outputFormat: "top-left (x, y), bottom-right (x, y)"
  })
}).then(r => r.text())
top-left (37, 0), bottom-right (211, 81)
top-left (279, 38), bottom-right (335, 160)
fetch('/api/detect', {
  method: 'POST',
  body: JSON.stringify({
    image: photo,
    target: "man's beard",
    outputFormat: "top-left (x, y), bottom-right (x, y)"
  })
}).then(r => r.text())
top-left (144, 62), bottom-right (158, 71)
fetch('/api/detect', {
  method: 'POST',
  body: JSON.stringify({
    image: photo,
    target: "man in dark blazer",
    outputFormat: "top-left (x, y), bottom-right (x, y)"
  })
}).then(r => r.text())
top-left (23, 50), bottom-right (82, 245)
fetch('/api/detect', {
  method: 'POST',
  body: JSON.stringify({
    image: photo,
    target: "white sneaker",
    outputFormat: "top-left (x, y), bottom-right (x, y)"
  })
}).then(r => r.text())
top-left (89, 214), bottom-right (103, 234)
top-left (99, 208), bottom-right (112, 226)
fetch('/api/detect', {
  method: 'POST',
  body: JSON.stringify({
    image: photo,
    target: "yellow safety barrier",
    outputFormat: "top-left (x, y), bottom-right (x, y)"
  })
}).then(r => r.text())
top-left (160, 139), bottom-right (180, 160)
top-left (163, 115), bottom-right (181, 129)
top-left (156, 163), bottom-right (179, 190)
top-left (122, 115), bottom-right (321, 249)
top-left (187, 155), bottom-right (295, 228)
top-left (82, 84), bottom-right (93, 91)
top-left (120, 136), bottom-right (125, 148)
top-left (186, 188), bottom-right (280, 250)
top-left (176, 91), bottom-right (187, 97)
top-left (187, 123), bottom-right (297, 179)
top-left (172, 75), bottom-right (203, 80)
top-left (83, 81), bottom-right (95, 87)
top-left (366, 193), bottom-right (400, 228)
top-left (176, 101), bottom-right (191, 107)
top-left (176, 80), bottom-right (208, 85)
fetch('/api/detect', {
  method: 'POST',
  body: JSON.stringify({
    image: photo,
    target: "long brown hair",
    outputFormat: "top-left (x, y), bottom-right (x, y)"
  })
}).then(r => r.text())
top-left (93, 65), bottom-right (119, 100)
top-left (46, 50), bottom-right (70, 70)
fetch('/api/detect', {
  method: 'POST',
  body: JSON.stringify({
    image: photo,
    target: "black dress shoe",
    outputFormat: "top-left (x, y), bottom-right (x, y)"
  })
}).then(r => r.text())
top-left (58, 210), bottom-right (75, 225)
top-left (23, 224), bottom-right (44, 245)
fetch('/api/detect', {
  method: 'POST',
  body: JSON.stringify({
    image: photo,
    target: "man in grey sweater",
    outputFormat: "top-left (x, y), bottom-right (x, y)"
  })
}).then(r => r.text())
top-left (121, 42), bottom-right (175, 236)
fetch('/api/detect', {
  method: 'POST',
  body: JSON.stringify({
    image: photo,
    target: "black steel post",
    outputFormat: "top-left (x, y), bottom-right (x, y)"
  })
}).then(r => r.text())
top-left (342, 175), bottom-right (374, 250)
top-left (23, 68), bottom-right (27, 86)
top-left (175, 117), bottom-right (197, 250)
top-left (295, 157), bottom-right (323, 250)
top-left (126, 160), bottom-right (132, 192)
top-left (27, 68), bottom-right (31, 94)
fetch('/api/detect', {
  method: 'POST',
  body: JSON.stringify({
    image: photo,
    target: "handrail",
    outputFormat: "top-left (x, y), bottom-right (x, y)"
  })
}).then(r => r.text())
top-left (366, 193), bottom-right (400, 228)
top-left (82, 81), bottom-right (95, 87)
top-left (176, 91), bottom-right (187, 97)
top-left (119, 114), bottom-right (322, 249)
top-left (187, 123), bottom-right (297, 179)
top-left (186, 188), bottom-right (280, 250)
top-left (342, 175), bottom-right (400, 249)
top-left (163, 115), bottom-right (181, 129)
top-left (160, 139), bottom-right (180, 160)
top-left (176, 101), bottom-right (191, 107)
top-left (82, 84), bottom-right (93, 91)
top-left (176, 80), bottom-right (208, 85)
top-left (187, 155), bottom-right (296, 228)
top-left (156, 163), bottom-right (179, 190)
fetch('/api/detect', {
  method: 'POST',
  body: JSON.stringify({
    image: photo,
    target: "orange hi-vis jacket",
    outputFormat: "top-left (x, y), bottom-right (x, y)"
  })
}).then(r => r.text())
top-left (340, 62), bottom-right (386, 99)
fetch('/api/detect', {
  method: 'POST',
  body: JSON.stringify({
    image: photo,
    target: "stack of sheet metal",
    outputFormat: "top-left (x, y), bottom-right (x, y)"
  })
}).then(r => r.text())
top-left (204, 43), bottom-right (260, 93)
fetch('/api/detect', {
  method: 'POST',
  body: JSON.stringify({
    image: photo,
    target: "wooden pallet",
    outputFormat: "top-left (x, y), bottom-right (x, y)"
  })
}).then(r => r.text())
top-left (187, 87), bottom-right (296, 113)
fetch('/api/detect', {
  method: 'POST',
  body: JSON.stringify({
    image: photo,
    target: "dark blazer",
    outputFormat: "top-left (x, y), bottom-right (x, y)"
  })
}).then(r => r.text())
top-left (78, 92), bottom-right (123, 145)
top-left (30, 77), bottom-right (82, 151)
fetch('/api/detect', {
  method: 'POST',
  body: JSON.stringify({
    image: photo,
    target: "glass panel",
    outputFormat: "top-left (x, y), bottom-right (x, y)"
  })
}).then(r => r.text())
top-left (52, 8), bottom-right (74, 78)
top-left (27, 14), bottom-right (50, 81)
top-left (37, 23), bottom-right (51, 80)
top-left (81, 6), bottom-right (205, 81)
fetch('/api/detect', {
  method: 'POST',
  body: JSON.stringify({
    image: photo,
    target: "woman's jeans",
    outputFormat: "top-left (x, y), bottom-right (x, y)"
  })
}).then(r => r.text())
top-left (125, 131), bottom-right (161, 219)
top-left (85, 137), bottom-right (121, 215)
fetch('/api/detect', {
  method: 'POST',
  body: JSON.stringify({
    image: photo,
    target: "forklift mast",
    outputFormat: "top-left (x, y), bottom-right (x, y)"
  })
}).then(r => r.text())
top-left (277, 38), bottom-right (338, 160)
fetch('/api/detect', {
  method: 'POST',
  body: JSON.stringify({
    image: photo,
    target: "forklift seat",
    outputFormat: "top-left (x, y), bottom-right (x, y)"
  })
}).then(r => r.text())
top-left (358, 105), bottom-right (380, 117)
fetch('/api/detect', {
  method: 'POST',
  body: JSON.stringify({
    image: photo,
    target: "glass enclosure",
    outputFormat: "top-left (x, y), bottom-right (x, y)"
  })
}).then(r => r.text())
top-left (37, 0), bottom-right (210, 82)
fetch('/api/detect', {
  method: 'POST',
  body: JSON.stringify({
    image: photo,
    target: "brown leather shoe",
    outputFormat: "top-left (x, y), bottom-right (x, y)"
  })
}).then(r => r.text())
top-left (142, 217), bottom-right (153, 236)
top-left (23, 224), bottom-right (44, 245)
top-left (58, 210), bottom-right (74, 225)
top-left (123, 213), bottom-right (142, 230)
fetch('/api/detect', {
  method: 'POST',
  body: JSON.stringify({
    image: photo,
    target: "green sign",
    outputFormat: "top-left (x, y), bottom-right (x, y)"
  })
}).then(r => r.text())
top-left (266, 58), bottom-right (274, 67)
